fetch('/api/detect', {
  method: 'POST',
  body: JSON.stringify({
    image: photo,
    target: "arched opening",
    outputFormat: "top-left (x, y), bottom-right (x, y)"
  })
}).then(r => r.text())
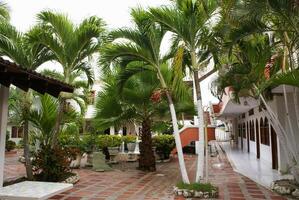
top-left (271, 126), bottom-right (279, 170)
top-left (256, 119), bottom-right (260, 159)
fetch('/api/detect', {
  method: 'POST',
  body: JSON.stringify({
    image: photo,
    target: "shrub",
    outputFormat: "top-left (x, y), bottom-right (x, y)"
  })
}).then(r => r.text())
top-left (153, 134), bottom-right (175, 159)
top-left (122, 135), bottom-right (136, 144)
top-left (32, 145), bottom-right (73, 182)
top-left (176, 181), bottom-right (217, 192)
top-left (58, 134), bottom-right (84, 153)
top-left (5, 140), bottom-right (16, 152)
top-left (81, 134), bottom-right (97, 153)
top-left (97, 135), bottom-right (122, 149)
top-left (17, 139), bottom-right (24, 148)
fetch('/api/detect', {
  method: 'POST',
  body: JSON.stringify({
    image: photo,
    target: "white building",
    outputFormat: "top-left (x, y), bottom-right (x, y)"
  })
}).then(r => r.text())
top-left (215, 85), bottom-right (299, 174)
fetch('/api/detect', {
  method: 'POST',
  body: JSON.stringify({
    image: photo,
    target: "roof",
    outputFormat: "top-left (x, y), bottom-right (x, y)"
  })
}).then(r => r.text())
top-left (0, 57), bottom-right (73, 97)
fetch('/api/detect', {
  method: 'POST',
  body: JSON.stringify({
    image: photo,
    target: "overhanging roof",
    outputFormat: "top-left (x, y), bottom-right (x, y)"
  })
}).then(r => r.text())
top-left (0, 58), bottom-right (73, 97)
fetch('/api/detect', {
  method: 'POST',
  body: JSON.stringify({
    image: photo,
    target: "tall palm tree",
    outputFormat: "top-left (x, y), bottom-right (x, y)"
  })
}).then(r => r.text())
top-left (0, 22), bottom-right (54, 180)
top-left (149, 0), bottom-right (219, 182)
top-left (100, 8), bottom-right (190, 183)
top-left (28, 11), bottom-right (105, 147)
top-left (95, 65), bottom-right (194, 171)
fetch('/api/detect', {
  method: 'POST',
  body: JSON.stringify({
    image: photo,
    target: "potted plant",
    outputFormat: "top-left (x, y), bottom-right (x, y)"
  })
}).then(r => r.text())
top-left (59, 134), bottom-right (84, 168)
top-left (97, 135), bottom-right (121, 163)
top-left (82, 134), bottom-right (96, 166)
top-left (122, 135), bottom-right (136, 152)
top-left (153, 134), bottom-right (175, 162)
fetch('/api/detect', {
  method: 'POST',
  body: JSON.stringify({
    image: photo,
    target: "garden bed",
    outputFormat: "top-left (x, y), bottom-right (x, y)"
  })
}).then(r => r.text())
top-left (173, 182), bottom-right (218, 198)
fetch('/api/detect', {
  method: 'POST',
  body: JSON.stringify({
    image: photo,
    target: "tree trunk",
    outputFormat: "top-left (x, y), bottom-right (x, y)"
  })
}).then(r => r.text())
top-left (23, 120), bottom-right (33, 180)
top-left (191, 50), bottom-right (205, 183)
top-left (157, 68), bottom-right (190, 184)
top-left (138, 118), bottom-right (156, 171)
top-left (51, 99), bottom-right (64, 148)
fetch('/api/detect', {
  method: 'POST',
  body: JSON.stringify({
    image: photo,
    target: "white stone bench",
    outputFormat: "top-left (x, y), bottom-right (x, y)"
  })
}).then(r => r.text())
top-left (0, 181), bottom-right (73, 200)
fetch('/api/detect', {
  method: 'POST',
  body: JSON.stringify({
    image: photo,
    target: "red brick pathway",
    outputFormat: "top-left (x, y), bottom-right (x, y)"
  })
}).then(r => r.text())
top-left (4, 144), bottom-right (285, 200)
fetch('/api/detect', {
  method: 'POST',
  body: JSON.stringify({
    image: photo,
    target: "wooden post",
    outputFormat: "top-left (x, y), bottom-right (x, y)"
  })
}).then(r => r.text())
top-left (0, 85), bottom-right (9, 187)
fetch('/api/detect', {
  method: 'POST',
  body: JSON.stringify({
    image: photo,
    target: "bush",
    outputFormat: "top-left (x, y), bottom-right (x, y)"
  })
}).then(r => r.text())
top-left (32, 145), bottom-right (73, 182)
top-left (153, 134), bottom-right (175, 159)
top-left (122, 135), bottom-right (136, 144)
top-left (81, 134), bottom-right (97, 153)
top-left (176, 182), bottom-right (217, 192)
top-left (97, 135), bottom-right (122, 149)
top-left (17, 139), bottom-right (24, 148)
top-left (5, 140), bottom-right (16, 152)
top-left (58, 134), bottom-right (84, 153)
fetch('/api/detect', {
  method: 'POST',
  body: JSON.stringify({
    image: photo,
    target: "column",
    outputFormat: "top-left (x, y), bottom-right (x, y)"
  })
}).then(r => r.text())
top-left (0, 85), bottom-right (9, 187)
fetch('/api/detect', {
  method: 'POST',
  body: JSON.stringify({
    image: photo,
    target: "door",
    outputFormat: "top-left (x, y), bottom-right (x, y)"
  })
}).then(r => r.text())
top-left (256, 120), bottom-right (260, 159)
top-left (271, 126), bottom-right (278, 170)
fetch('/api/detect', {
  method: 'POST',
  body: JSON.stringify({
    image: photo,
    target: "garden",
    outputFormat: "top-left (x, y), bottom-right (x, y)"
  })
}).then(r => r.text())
top-left (2, 0), bottom-right (299, 199)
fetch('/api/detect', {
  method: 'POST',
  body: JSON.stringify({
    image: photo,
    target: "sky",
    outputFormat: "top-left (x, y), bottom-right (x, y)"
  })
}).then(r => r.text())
top-left (7, 0), bottom-right (219, 106)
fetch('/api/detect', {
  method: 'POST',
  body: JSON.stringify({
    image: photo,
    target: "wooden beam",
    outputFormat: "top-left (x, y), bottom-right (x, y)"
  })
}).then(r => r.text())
top-left (198, 68), bottom-right (217, 83)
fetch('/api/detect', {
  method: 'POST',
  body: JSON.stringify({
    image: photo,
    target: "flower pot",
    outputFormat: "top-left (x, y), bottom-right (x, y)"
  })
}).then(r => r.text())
top-left (70, 153), bottom-right (82, 168)
top-left (127, 143), bottom-right (136, 153)
top-left (108, 147), bottom-right (119, 164)
top-left (86, 152), bottom-right (93, 167)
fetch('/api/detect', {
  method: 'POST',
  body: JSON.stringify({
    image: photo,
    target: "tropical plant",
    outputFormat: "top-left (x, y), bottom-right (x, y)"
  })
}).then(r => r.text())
top-left (28, 11), bottom-right (105, 147)
top-left (153, 134), bottom-right (175, 160)
top-left (0, 1), bottom-right (9, 21)
top-left (100, 7), bottom-right (190, 183)
top-left (97, 135), bottom-right (122, 149)
top-left (122, 135), bottom-right (137, 144)
top-left (0, 21), bottom-right (55, 180)
top-left (149, 0), bottom-right (219, 182)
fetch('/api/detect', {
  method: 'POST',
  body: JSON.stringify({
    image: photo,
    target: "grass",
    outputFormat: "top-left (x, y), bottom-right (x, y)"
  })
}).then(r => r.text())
top-left (176, 181), bottom-right (217, 192)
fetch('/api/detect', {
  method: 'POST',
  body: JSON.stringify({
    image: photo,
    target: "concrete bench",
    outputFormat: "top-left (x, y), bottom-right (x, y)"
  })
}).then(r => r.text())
top-left (0, 181), bottom-right (73, 200)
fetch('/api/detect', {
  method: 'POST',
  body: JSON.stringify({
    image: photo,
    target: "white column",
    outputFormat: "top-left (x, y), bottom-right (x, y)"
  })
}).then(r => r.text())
top-left (0, 85), bottom-right (9, 187)
top-left (109, 126), bottom-right (115, 135)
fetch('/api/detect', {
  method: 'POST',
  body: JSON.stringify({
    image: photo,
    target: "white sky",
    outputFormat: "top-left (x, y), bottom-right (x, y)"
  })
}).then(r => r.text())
top-left (7, 0), bottom-right (218, 106)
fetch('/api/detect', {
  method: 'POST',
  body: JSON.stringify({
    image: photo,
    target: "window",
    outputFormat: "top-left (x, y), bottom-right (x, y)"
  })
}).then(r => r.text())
top-left (250, 121), bottom-right (255, 141)
top-left (242, 113), bottom-right (246, 118)
top-left (261, 118), bottom-right (270, 145)
top-left (249, 109), bottom-right (254, 116)
top-left (11, 126), bottom-right (23, 138)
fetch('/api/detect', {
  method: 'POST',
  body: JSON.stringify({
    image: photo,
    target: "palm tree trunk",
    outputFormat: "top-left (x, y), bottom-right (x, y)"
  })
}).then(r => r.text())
top-left (23, 120), bottom-right (33, 180)
top-left (191, 51), bottom-right (205, 183)
top-left (51, 99), bottom-right (64, 148)
top-left (139, 118), bottom-right (156, 171)
top-left (157, 69), bottom-right (190, 184)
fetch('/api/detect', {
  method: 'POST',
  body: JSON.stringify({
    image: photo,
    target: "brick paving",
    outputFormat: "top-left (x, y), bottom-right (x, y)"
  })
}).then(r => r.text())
top-left (4, 143), bottom-right (285, 200)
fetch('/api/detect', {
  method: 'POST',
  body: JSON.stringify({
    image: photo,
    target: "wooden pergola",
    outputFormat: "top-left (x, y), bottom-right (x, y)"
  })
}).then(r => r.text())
top-left (0, 57), bottom-right (74, 187)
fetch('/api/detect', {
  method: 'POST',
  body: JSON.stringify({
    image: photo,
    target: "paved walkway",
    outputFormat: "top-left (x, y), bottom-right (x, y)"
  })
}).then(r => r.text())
top-left (4, 145), bottom-right (285, 200)
top-left (219, 141), bottom-right (293, 188)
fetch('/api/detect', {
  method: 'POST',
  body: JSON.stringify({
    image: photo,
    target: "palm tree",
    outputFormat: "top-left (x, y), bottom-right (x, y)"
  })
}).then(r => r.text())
top-left (149, 0), bottom-right (219, 182)
top-left (0, 1), bottom-right (9, 21)
top-left (95, 65), bottom-right (194, 171)
top-left (0, 22), bottom-right (54, 180)
top-left (100, 8), bottom-right (190, 183)
top-left (28, 11), bottom-right (105, 147)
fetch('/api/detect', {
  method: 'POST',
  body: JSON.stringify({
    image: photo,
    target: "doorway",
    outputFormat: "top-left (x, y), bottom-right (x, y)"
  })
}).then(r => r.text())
top-left (271, 126), bottom-right (278, 170)
top-left (255, 120), bottom-right (260, 159)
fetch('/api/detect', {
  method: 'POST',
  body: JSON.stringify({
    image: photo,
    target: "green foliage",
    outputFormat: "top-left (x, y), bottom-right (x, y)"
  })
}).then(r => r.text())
top-left (122, 135), bottom-right (136, 144)
top-left (5, 140), bottom-right (16, 152)
top-left (81, 134), bottom-right (97, 153)
top-left (97, 135), bottom-right (122, 149)
top-left (176, 181), bottom-right (217, 192)
top-left (153, 134), bottom-right (175, 159)
top-left (58, 133), bottom-right (84, 153)
top-left (32, 145), bottom-right (73, 182)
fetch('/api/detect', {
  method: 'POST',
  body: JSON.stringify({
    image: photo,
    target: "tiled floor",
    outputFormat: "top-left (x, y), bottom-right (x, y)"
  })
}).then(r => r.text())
top-left (4, 151), bottom-right (25, 182)
top-left (219, 141), bottom-right (293, 188)
top-left (4, 144), bottom-right (285, 200)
